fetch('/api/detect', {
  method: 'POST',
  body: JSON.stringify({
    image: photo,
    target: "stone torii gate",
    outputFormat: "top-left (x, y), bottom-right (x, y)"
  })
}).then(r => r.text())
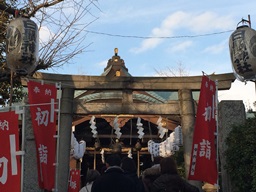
top-left (22, 69), bottom-right (235, 191)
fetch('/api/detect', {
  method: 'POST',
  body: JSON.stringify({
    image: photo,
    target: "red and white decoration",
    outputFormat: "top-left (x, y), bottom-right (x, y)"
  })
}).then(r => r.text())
top-left (28, 80), bottom-right (57, 190)
top-left (188, 75), bottom-right (218, 185)
top-left (0, 111), bottom-right (21, 192)
top-left (68, 169), bottom-right (80, 192)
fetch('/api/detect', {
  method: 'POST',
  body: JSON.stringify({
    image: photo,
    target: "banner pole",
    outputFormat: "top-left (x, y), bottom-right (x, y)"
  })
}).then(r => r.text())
top-left (215, 80), bottom-right (219, 192)
top-left (54, 82), bottom-right (62, 192)
top-left (15, 106), bottom-right (25, 192)
top-left (15, 106), bottom-right (26, 192)
top-left (21, 107), bottom-right (25, 192)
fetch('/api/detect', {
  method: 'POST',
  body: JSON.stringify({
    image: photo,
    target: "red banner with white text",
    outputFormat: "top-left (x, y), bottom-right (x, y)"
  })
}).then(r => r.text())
top-left (0, 111), bottom-right (20, 192)
top-left (188, 75), bottom-right (218, 185)
top-left (28, 80), bottom-right (57, 191)
top-left (68, 169), bottom-right (81, 192)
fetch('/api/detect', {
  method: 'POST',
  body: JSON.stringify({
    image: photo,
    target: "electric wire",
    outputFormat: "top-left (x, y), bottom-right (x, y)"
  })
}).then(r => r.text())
top-left (84, 29), bottom-right (234, 39)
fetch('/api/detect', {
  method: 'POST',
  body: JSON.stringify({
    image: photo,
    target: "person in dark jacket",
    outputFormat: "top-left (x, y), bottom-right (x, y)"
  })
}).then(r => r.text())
top-left (121, 157), bottom-right (145, 192)
top-left (141, 156), bottom-right (163, 192)
top-left (151, 156), bottom-right (200, 192)
top-left (91, 154), bottom-right (135, 192)
top-left (80, 169), bottom-right (100, 192)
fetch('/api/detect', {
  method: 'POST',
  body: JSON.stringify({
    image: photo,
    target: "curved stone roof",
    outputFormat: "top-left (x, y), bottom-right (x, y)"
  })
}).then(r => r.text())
top-left (74, 48), bottom-right (179, 103)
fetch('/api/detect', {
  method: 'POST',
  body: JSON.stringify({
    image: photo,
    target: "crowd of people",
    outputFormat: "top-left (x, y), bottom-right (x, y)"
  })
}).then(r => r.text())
top-left (79, 154), bottom-right (200, 192)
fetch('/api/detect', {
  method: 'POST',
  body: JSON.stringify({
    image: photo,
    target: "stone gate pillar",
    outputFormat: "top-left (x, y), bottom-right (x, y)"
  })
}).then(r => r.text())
top-left (178, 89), bottom-right (195, 176)
top-left (178, 89), bottom-right (202, 190)
top-left (57, 88), bottom-right (74, 191)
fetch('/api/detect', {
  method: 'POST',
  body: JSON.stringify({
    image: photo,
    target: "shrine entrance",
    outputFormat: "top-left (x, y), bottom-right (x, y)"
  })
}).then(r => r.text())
top-left (74, 115), bottom-right (173, 176)
top-left (22, 48), bottom-right (235, 191)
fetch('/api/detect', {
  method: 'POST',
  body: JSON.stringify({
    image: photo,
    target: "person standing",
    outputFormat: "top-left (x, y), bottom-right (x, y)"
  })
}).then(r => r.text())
top-left (141, 156), bottom-right (162, 192)
top-left (151, 156), bottom-right (200, 192)
top-left (121, 157), bottom-right (145, 192)
top-left (80, 169), bottom-right (100, 192)
top-left (91, 154), bottom-right (135, 192)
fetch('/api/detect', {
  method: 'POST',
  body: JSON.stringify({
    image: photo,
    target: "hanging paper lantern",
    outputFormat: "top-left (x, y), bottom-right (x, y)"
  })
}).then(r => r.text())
top-left (6, 17), bottom-right (39, 75)
top-left (229, 22), bottom-right (256, 81)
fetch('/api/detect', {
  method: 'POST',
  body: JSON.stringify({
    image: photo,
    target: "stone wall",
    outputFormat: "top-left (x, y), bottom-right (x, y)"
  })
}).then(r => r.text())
top-left (23, 101), bottom-right (41, 192)
top-left (218, 100), bottom-right (246, 192)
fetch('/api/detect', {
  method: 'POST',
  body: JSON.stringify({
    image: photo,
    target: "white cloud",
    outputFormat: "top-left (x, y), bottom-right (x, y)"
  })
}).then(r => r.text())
top-left (187, 12), bottom-right (234, 33)
top-left (130, 38), bottom-right (164, 53)
top-left (130, 11), bottom-right (187, 53)
top-left (97, 60), bottom-right (108, 67)
top-left (203, 39), bottom-right (228, 54)
top-left (131, 11), bottom-right (234, 54)
top-left (219, 80), bottom-right (255, 110)
top-left (167, 40), bottom-right (193, 53)
top-left (39, 26), bottom-right (54, 44)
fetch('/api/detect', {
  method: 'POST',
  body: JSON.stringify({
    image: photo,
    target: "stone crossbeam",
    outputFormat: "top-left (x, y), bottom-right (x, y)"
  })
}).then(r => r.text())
top-left (22, 72), bottom-right (235, 91)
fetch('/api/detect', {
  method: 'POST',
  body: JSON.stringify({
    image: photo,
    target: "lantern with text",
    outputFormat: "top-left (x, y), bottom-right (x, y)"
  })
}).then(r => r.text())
top-left (229, 19), bottom-right (256, 81)
top-left (6, 17), bottom-right (39, 75)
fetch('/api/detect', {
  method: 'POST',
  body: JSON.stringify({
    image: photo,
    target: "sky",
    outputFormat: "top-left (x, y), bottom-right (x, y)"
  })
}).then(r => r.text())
top-left (40, 0), bottom-right (256, 110)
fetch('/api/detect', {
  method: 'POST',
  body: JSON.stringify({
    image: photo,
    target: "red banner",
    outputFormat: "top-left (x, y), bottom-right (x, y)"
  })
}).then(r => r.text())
top-left (28, 80), bottom-right (57, 190)
top-left (68, 169), bottom-right (80, 192)
top-left (0, 111), bottom-right (21, 191)
top-left (188, 75), bottom-right (218, 185)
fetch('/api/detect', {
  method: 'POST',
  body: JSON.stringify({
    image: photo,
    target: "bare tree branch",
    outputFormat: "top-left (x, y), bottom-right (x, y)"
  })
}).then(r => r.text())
top-left (33, 0), bottom-right (100, 71)
top-left (27, 0), bottom-right (64, 18)
top-left (1, 0), bottom-right (101, 75)
top-left (154, 61), bottom-right (190, 77)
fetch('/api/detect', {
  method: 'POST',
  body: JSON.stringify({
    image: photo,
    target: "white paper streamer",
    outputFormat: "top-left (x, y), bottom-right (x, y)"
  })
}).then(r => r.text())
top-left (156, 116), bottom-right (168, 139)
top-left (70, 132), bottom-right (86, 159)
top-left (148, 127), bottom-right (182, 158)
top-left (136, 117), bottom-right (145, 139)
top-left (100, 149), bottom-right (105, 163)
top-left (113, 117), bottom-right (122, 139)
top-left (147, 140), bottom-right (160, 157)
top-left (174, 125), bottom-right (183, 146)
top-left (127, 149), bottom-right (133, 159)
top-left (90, 116), bottom-right (98, 138)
